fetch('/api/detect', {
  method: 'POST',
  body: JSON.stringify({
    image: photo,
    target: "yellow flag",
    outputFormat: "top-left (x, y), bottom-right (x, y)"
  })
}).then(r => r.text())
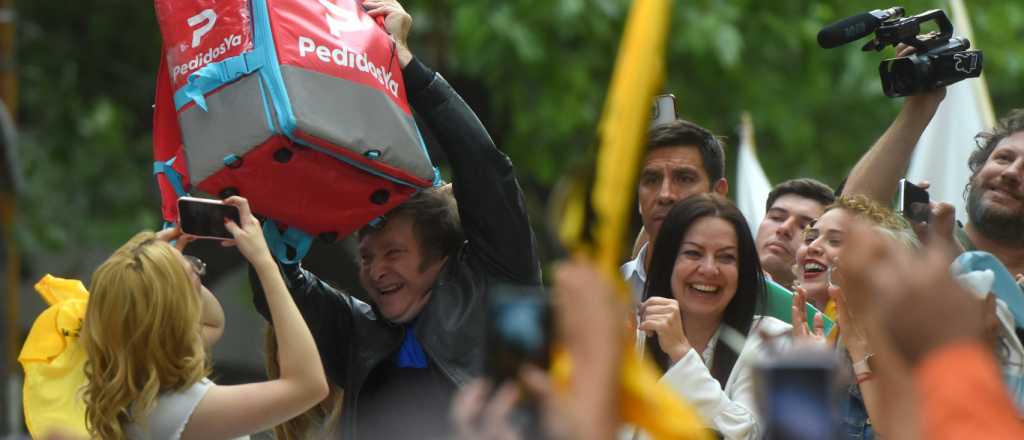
top-left (556, 0), bottom-right (712, 438)
top-left (18, 275), bottom-right (91, 439)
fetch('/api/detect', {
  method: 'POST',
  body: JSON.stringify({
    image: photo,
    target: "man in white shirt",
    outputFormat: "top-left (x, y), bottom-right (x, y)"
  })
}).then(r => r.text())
top-left (621, 119), bottom-right (728, 302)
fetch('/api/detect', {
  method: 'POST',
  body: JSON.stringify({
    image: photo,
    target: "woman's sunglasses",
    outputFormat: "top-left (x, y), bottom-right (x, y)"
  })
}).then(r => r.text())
top-left (184, 255), bottom-right (206, 277)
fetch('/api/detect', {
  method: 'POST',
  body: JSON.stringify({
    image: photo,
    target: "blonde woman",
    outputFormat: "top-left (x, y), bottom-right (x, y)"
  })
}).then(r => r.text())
top-left (792, 194), bottom-right (921, 440)
top-left (80, 196), bottom-right (328, 439)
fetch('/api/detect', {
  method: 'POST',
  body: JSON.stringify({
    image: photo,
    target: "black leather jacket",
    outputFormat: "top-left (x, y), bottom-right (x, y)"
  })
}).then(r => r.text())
top-left (251, 58), bottom-right (542, 439)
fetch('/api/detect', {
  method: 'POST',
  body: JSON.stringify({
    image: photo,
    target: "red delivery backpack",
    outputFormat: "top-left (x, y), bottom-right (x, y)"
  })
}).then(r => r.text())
top-left (152, 0), bottom-right (437, 262)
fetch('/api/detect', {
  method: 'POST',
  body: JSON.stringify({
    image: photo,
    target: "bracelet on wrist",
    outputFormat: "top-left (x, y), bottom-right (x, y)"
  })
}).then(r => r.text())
top-left (853, 352), bottom-right (875, 376)
top-left (856, 372), bottom-right (875, 385)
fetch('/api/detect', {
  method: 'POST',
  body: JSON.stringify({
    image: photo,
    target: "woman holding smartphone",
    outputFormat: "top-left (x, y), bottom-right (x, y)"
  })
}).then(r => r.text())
top-left (639, 194), bottom-right (790, 440)
top-left (80, 196), bottom-right (328, 439)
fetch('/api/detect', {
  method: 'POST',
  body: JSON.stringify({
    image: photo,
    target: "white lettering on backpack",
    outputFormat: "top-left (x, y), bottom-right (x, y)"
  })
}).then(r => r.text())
top-left (298, 36), bottom-right (400, 98)
top-left (171, 34), bottom-right (244, 82)
top-left (188, 9), bottom-right (218, 48)
top-left (318, 0), bottom-right (373, 37)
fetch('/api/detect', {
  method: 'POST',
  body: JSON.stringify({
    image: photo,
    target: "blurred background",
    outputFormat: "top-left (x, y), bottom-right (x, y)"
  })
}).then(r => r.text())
top-left (3, 0), bottom-right (1024, 436)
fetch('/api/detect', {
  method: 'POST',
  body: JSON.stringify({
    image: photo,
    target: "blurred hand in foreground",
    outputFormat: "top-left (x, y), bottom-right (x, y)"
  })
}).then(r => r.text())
top-left (451, 259), bottom-right (626, 440)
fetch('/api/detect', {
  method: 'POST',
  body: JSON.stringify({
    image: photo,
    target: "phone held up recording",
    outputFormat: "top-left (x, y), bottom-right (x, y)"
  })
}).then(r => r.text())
top-left (177, 196), bottom-right (242, 240)
top-left (897, 178), bottom-right (930, 224)
top-left (756, 346), bottom-right (842, 440)
top-left (651, 94), bottom-right (678, 126)
top-left (484, 284), bottom-right (551, 437)
top-left (485, 284), bottom-right (552, 385)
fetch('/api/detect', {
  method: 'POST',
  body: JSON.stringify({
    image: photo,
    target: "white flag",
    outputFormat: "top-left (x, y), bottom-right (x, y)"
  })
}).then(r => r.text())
top-left (907, 0), bottom-right (996, 223)
top-left (736, 112), bottom-right (772, 234)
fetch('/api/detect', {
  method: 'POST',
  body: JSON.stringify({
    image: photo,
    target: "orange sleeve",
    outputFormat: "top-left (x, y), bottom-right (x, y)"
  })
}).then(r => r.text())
top-left (915, 341), bottom-right (1024, 440)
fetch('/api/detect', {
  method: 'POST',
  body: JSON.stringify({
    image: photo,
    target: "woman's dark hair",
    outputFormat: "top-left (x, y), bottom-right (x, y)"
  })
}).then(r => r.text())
top-left (642, 194), bottom-right (765, 388)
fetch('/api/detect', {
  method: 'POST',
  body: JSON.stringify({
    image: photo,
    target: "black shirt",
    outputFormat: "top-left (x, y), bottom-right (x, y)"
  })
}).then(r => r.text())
top-left (356, 354), bottom-right (456, 439)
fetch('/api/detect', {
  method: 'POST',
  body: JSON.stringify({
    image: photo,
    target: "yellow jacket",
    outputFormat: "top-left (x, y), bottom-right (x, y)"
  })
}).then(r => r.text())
top-left (18, 274), bottom-right (90, 438)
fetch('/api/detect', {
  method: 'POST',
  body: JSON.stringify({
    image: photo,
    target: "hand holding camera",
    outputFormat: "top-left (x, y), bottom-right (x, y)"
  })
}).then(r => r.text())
top-left (818, 6), bottom-right (982, 97)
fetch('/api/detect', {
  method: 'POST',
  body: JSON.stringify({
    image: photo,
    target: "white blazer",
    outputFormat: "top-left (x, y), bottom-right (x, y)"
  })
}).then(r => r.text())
top-left (626, 316), bottom-right (792, 440)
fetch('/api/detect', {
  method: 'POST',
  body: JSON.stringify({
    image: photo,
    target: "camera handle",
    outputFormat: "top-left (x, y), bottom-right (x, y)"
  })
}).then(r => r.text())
top-left (861, 9), bottom-right (953, 52)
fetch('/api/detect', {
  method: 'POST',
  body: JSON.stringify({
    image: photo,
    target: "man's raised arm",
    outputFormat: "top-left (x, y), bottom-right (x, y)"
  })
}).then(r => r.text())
top-left (843, 91), bottom-right (944, 202)
top-left (404, 62), bottom-right (539, 284)
top-left (373, 0), bottom-right (540, 283)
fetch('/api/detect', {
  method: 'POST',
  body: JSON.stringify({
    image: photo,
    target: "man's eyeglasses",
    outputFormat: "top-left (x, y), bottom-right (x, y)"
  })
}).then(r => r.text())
top-left (184, 255), bottom-right (206, 277)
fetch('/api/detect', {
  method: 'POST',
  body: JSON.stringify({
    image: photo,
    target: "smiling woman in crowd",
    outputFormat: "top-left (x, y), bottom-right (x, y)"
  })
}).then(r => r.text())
top-left (793, 193), bottom-right (920, 440)
top-left (638, 193), bottom-right (790, 440)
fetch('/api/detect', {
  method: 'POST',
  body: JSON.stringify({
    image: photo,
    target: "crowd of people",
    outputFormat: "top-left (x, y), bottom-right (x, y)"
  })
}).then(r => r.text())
top-left (49, 1), bottom-right (1024, 439)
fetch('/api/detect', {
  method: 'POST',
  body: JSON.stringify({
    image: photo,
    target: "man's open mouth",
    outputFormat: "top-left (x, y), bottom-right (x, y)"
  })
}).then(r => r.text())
top-left (378, 284), bottom-right (403, 295)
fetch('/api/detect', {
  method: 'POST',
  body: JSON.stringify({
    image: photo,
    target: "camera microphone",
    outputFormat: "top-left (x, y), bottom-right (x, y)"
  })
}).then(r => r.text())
top-left (817, 7), bottom-right (904, 49)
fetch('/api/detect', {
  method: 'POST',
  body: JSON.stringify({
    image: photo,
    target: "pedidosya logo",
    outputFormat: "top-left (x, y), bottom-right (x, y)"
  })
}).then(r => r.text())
top-left (297, 0), bottom-right (401, 98)
top-left (189, 9), bottom-right (217, 48)
top-left (172, 9), bottom-right (244, 82)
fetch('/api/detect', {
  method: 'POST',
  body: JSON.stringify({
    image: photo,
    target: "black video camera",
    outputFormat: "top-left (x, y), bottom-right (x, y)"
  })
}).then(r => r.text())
top-left (818, 7), bottom-right (983, 97)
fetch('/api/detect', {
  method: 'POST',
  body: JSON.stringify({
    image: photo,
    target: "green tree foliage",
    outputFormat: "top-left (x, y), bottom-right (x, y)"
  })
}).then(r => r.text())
top-left (17, 1), bottom-right (161, 258)
top-left (15, 0), bottom-right (1024, 263)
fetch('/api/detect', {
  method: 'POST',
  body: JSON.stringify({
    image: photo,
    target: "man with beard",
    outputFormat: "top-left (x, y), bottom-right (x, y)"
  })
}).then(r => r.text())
top-left (839, 89), bottom-right (1024, 422)
top-left (843, 88), bottom-right (1023, 278)
top-left (957, 110), bottom-right (1024, 278)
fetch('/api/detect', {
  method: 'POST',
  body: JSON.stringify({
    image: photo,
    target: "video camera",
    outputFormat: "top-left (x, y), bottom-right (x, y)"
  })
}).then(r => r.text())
top-left (817, 7), bottom-right (983, 97)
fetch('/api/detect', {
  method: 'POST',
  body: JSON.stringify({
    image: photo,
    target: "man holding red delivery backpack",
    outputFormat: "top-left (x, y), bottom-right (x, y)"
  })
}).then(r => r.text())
top-left (249, 2), bottom-right (542, 438)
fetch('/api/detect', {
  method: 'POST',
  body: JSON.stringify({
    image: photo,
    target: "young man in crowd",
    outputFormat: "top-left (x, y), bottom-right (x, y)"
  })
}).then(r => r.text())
top-left (249, 2), bottom-right (541, 438)
top-left (620, 119), bottom-right (728, 301)
top-left (754, 178), bottom-right (835, 289)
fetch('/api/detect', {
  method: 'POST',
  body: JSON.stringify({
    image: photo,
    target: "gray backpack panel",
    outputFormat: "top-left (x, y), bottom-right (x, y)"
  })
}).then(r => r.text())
top-left (281, 65), bottom-right (433, 182)
top-left (179, 74), bottom-right (274, 184)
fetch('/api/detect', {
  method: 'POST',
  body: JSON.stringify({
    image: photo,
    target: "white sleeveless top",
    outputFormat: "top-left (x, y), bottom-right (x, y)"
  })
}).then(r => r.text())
top-left (126, 378), bottom-right (250, 440)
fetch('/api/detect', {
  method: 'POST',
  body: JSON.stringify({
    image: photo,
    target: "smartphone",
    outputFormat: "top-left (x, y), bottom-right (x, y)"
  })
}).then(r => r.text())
top-left (485, 286), bottom-right (552, 384)
top-left (756, 347), bottom-right (841, 440)
top-left (651, 94), bottom-right (677, 126)
top-left (177, 196), bottom-right (241, 240)
top-left (897, 178), bottom-right (930, 223)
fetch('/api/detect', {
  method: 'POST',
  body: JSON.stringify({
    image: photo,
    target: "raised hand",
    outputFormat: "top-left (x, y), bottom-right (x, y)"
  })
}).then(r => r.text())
top-left (552, 260), bottom-right (626, 370)
top-left (222, 196), bottom-right (273, 267)
top-left (838, 218), bottom-right (984, 365)
top-left (638, 296), bottom-right (690, 364)
top-left (791, 286), bottom-right (826, 345)
top-left (155, 225), bottom-right (195, 252)
top-left (831, 284), bottom-right (871, 357)
top-left (450, 380), bottom-right (522, 440)
top-left (363, 0), bottom-right (413, 66)
top-left (895, 44), bottom-right (947, 104)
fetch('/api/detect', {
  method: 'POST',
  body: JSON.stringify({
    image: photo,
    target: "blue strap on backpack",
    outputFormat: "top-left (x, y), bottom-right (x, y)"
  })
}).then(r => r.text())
top-left (153, 157), bottom-right (188, 198)
top-left (174, 51), bottom-right (266, 111)
top-left (262, 219), bottom-right (313, 265)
